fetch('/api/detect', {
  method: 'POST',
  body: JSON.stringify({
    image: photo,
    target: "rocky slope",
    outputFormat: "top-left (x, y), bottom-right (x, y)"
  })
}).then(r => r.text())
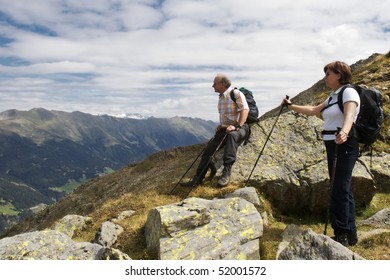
top-left (1, 51), bottom-right (389, 260)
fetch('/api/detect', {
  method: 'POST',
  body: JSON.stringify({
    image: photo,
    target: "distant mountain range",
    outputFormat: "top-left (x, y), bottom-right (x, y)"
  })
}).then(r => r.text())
top-left (0, 108), bottom-right (216, 233)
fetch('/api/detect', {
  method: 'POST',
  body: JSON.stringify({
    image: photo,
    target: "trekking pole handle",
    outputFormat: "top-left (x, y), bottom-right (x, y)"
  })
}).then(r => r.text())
top-left (282, 95), bottom-right (290, 108)
top-left (335, 127), bottom-right (342, 142)
top-left (336, 127), bottom-right (342, 137)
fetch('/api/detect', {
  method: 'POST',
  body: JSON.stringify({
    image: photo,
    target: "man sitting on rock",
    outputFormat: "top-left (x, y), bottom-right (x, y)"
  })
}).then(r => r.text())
top-left (182, 73), bottom-right (249, 187)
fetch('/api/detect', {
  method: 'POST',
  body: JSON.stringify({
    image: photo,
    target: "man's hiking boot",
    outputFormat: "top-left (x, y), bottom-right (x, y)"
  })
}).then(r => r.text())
top-left (332, 233), bottom-right (349, 247)
top-left (180, 176), bottom-right (201, 188)
top-left (217, 165), bottom-right (231, 187)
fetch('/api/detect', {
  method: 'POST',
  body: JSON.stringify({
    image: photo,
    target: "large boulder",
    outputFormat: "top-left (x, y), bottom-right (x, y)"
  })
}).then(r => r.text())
top-left (145, 197), bottom-right (263, 260)
top-left (52, 214), bottom-right (92, 238)
top-left (0, 230), bottom-right (105, 260)
top-left (94, 221), bottom-right (124, 247)
top-left (359, 208), bottom-right (390, 229)
top-left (0, 215), bottom-right (131, 260)
top-left (277, 227), bottom-right (364, 260)
top-left (223, 187), bottom-right (261, 207)
top-left (227, 112), bottom-right (375, 214)
top-left (361, 153), bottom-right (390, 193)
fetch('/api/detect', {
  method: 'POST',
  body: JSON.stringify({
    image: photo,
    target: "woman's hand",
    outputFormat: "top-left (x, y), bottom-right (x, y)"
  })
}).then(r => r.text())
top-left (282, 98), bottom-right (292, 107)
top-left (335, 129), bottom-right (348, 144)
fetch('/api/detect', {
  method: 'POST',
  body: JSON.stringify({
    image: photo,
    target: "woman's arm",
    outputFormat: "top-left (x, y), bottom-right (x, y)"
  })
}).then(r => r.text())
top-left (336, 101), bottom-right (358, 144)
top-left (283, 97), bottom-right (325, 116)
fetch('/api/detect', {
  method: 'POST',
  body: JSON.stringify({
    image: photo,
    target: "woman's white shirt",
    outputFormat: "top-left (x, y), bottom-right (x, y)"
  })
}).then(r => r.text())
top-left (321, 85), bottom-right (360, 141)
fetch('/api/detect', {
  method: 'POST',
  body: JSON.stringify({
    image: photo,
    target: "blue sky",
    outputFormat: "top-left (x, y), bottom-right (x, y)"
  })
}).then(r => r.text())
top-left (0, 0), bottom-right (389, 121)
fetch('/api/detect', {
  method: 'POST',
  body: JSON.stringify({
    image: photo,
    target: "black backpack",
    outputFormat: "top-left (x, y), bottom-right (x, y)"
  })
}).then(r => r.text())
top-left (334, 85), bottom-right (384, 145)
top-left (230, 87), bottom-right (259, 124)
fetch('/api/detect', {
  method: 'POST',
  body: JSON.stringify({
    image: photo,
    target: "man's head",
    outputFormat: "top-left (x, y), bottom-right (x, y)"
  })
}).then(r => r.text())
top-left (212, 73), bottom-right (231, 94)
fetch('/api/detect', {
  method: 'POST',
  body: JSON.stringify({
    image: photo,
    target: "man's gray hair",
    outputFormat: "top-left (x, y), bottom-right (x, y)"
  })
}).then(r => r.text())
top-left (216, 73), bottom-right (231, 88)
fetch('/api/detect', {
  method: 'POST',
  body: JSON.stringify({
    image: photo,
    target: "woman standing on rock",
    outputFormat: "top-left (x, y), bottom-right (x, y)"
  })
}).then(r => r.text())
top-left (282, 61), bottom-right (360, 246)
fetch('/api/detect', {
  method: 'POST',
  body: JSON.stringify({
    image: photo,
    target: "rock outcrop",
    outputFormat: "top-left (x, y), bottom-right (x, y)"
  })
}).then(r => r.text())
top-left (277, 227), bottom-right (364, 260)
top-left (94, 221), bottom-right (124, 247)
top-left (0, 213), bottom-right (131, 260)
top-left (276, 206), bottom-right (390, 260)
top-left (361, 153), bottom-right (390, 193)
top-left (359, 208), bottom-right (390, 228)
top-left (211, 112), bottom-right (376, 214)
top-left (145, 193), bottom-right (263, 260)
top-left (0, 230), bottom-right (106, 260)
top-left (52, 214), bottom-right (92, 238)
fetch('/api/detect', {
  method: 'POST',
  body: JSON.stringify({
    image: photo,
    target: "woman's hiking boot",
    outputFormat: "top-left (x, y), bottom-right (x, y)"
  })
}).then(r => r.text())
top-left (347, 231), bottom-right (358, 246)
top-left (332, 233), bottom-right (349, 247)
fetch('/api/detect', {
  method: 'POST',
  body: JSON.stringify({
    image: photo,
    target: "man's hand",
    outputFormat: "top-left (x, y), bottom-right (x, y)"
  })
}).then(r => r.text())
top-left (226, 125), bottom-right (236, 132)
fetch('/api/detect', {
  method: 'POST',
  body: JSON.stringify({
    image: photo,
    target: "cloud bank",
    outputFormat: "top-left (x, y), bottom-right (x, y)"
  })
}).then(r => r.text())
top-left (0, 0), bottom-right (389, 121)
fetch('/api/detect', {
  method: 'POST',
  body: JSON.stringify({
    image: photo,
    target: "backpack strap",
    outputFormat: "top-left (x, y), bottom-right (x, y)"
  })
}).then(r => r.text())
top-left (320, 85), bottom-right (351, 113)
top-left (229, 88), bottom-right (238, 103)
top-left (336, 85), bottom-right (354, 113)
top-left (337, 85), bottom-right (359, 139)
top-left (320, 99), bottom-right (338, 112)
top-left (229, 88), bottom-right (252, 143)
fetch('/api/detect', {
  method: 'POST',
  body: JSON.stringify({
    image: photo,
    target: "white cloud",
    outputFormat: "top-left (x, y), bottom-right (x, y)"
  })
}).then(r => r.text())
top-left (0, 0), bottom-right (389, 121)
top-left (1, 61), bottom-right (96, 75)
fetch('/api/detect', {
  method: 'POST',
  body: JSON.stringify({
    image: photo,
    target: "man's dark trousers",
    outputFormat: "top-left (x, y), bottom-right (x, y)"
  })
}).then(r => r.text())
top-left (195, 124), bottom-right (249, 181)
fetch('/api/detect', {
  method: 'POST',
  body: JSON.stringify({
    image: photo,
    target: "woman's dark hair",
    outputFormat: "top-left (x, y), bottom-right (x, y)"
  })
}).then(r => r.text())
top-left (323, 61), bottom-right (352, 85)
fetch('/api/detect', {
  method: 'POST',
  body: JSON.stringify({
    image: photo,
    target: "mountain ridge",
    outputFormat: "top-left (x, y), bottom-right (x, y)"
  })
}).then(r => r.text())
top-left (0, 109), bottom-right (216, 233)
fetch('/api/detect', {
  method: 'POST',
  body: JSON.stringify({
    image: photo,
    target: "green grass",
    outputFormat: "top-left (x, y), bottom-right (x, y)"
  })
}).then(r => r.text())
top-left (103, 167), bottom-right (115, 174)
top-left (49, 180), bottom-right (85, 194)
top-left (50, 168), bottom-right (116, 194)
top-left (0, 203), bottom-right (20, 216)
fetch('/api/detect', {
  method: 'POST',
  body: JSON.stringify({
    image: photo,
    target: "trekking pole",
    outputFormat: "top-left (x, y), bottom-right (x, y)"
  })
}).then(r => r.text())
top-left (183, 133), bottom-right (228, 199)
top-left (324, 127), bottom-right (341, 235)
top-left (169, 136), bottom-right (214, 195)
top-left (245, 95), bottom-right (289, 186)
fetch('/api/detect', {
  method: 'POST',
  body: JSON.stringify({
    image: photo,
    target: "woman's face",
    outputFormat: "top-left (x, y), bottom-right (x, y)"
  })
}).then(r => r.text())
top-left (324, 69), bottom-right (341, 90)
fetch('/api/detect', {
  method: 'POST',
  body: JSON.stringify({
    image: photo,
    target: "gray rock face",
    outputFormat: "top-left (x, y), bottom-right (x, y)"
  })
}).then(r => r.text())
top-left (94, 221), bottom-right (124, 247)
top-left (361, 153), bottom-right (390, 192)
top-left (359, 208), bottom-right (390, 228)
top-left (277, 228), bottom-right (364, 260)
top-left (0, 214), bottom-right (131, 260)
top-left (145, 197), bottom-right (263, 260)
top-left (0, 230), bottom-right (105, 260)
top-left (229, 112), bottom-right (376, 214)
top-left (53, 214), bottom-right (92, 238)
top-left (224, 187), bottom-right (261, 207)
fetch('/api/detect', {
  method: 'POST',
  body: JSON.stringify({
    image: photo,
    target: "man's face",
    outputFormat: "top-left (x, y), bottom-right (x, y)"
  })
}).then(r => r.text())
top-left (212, 77), bottom-right (224, 94)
